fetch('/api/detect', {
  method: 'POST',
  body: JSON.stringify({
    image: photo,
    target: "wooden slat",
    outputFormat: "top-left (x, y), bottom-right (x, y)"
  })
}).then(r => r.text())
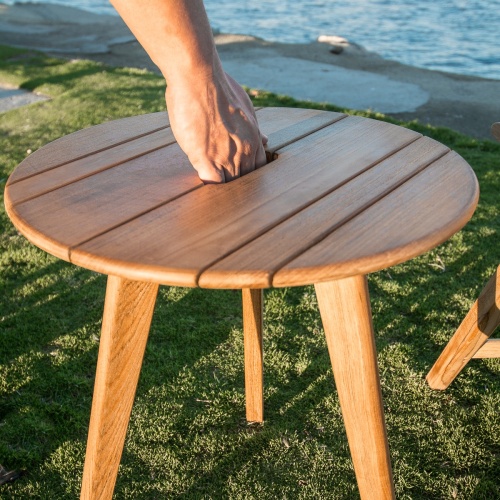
top-left (5, 107), bottom-right (352, 265)
top-left (199, 137), bottom-right (449, 288)
top-left (5, 143), bottom-right (202, 263)
top-left (70, 117), bottom-right (419, 286)
top-left (255, 106), bottom-right (346, 153)
top-left (5, 128), bottom-right (177, 205)
top-left (473, 339), bottom-right (500, 358)
top-left (273, 151), bottom-right (479, 287)
top-left (7, 112), bottom-right (170, 184)
top-left (6, 107), bottom-right (337, 208)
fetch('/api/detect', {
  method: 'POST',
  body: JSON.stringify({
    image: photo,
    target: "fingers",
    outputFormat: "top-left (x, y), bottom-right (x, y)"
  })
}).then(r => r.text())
top-left (192, 143), bottom-right (267, 184)
top-left (167, 70), bottom-right (268, 185)
top-left (184, 116), bottom-right (267, 184)
top-left (198, 141), bottom-right (266, 184)
top-left (232, 129), bottom-right (268, 179)
top-left (194, 160), bottom-right (225, 184)
top-left (237, 158), bottom-right (252, 179)
top-left (214, 123), bottom-right (267, 181)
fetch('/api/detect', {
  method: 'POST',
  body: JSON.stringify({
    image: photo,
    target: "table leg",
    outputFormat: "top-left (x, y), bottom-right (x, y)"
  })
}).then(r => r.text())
top-left (315, 275), bottom-right (395, 500)
top-left (81, 276), bottom-right (158, 500)
top-left (427, 268), bottom-right (500, 389)
top-left (242, 288), bottom-right (264, 423)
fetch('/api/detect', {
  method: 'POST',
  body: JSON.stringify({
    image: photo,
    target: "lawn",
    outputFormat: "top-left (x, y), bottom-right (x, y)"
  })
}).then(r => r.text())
top-left (0, 45), bottom-right (499, 499)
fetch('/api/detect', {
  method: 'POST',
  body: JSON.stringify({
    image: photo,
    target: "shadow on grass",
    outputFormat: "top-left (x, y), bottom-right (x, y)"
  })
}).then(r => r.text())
top-left (0, 279), bottom-right (242, 467)
top-left (19, 66), bottom-right (107, 92)
top-left (2, 239), bottom-right (498, 497)
top-left (1, 46), bottom-right (498, 498)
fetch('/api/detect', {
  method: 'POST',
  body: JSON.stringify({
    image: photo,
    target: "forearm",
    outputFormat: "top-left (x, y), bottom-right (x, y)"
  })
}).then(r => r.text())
top-left (111, 0), bottom-right (267, 183)
top-left (110, 0), bottom-right (221, 83)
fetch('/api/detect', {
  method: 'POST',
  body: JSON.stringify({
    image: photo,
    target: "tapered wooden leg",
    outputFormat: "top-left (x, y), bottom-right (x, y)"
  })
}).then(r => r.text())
top-left (242, 288), bottom-right (264, 423)
top-left (81, 276), bottom-right (159, 500)
top-left (315, 276), bottom-right (395, 500)
top-left (427, 268), bottom-right (500, 390)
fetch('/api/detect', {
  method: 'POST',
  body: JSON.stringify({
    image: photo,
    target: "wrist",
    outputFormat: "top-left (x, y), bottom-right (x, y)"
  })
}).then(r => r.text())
top-left (163, 49), bottom-right (225, 89)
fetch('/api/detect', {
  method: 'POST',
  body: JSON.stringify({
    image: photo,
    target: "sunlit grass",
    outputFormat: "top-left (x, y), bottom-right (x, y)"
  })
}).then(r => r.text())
top-left (1, 45), bottom-right (499, 498)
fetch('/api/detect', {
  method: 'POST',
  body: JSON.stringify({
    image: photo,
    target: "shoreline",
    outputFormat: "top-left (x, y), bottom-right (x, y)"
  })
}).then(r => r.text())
top-left (1, 2), bottom-right (500, 139)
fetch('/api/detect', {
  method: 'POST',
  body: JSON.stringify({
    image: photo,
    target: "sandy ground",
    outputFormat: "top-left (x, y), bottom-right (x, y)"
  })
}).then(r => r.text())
top-left (1, 2), bottom-right (499, 139)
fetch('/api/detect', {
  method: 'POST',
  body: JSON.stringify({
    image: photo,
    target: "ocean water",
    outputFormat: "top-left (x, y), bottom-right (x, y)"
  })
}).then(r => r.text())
top-left (5, 0), bottom-right (500, 79)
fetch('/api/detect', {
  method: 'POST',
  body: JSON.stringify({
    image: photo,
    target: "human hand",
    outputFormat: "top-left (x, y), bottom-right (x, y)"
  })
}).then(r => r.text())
top-left (110, 0), bottom-right (266, 183)
top-left (166, 70), bottom-right (268, 183)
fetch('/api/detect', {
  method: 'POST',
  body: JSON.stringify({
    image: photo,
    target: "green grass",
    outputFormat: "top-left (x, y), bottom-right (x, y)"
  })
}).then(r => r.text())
top-left (1, 45), bottom-right (499, 499)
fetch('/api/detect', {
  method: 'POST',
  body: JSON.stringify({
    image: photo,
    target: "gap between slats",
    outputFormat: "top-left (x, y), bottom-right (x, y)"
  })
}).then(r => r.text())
top-left (7, 123), bottom-right (171, 187)
top-left (194, 132), bottom-right (426, 287)
top-left (66, 183), bottom-right (203, 260)
top-left (263, 112), bottom-right (348, 155)
top-left (63, 110), bottom-right (351, 259)
top-left (7, 108), bottom-right (262, 189)
top-left (271, 150), bottom-right (478, 288)
top-left (9, 132), bottom-right (178, 206)
top-left (264, 146), bottom-right (451, 286)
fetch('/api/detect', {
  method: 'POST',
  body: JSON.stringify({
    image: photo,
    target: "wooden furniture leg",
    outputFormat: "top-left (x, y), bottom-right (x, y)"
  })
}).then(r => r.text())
top-left (492, 122), bottom-right (500, 141)
top-left (427, 267), bottom-right (500, 390)
top-left (242, 288), bottom-right (264, 423)
top-left (315, 276), bottom-right (395, 500)
top-left (81, 276), bottom-right (159, 500)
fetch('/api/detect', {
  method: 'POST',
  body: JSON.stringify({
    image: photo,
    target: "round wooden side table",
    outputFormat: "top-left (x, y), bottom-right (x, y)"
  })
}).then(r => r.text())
top-left (5, 107), bottom-right (479, 499)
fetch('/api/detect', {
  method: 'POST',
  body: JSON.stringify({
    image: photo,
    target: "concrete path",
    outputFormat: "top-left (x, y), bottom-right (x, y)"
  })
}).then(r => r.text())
top-left (0, 83), bottom-right (49, 112)
top-left (220, 47), bottom-right (429, 113)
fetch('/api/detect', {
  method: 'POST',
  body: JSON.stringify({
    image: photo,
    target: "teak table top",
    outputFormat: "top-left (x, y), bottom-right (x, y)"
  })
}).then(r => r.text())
top-left (5, 107), bottom-right (479, 289)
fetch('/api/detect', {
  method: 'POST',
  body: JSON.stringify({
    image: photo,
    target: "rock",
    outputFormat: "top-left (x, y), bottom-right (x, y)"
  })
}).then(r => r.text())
top-left (0, 3), bottom-right (135, 54)
top-left (329, 45), bottom-right (344, 55)
top-left (317, 35), bottom-right (350, 46)
top-left (0, 2), bottom-right (116, 25)
top-left (318, 35), bottom-right (349, 55)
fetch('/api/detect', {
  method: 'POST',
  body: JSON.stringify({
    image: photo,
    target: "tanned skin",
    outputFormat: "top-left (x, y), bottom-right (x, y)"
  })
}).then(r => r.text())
top-left (111, 0), bottom-right (268, 183)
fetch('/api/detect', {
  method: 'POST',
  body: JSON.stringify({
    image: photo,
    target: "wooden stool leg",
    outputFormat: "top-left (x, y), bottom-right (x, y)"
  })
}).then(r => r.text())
top-left (81, 276), bottom-right (159, 500)
top-left (427, 268), bottom-right (500, 390)
top-left (242, 288), bottom-right (264, 423)
top-left (315, 276), bottom-right (395, 500)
